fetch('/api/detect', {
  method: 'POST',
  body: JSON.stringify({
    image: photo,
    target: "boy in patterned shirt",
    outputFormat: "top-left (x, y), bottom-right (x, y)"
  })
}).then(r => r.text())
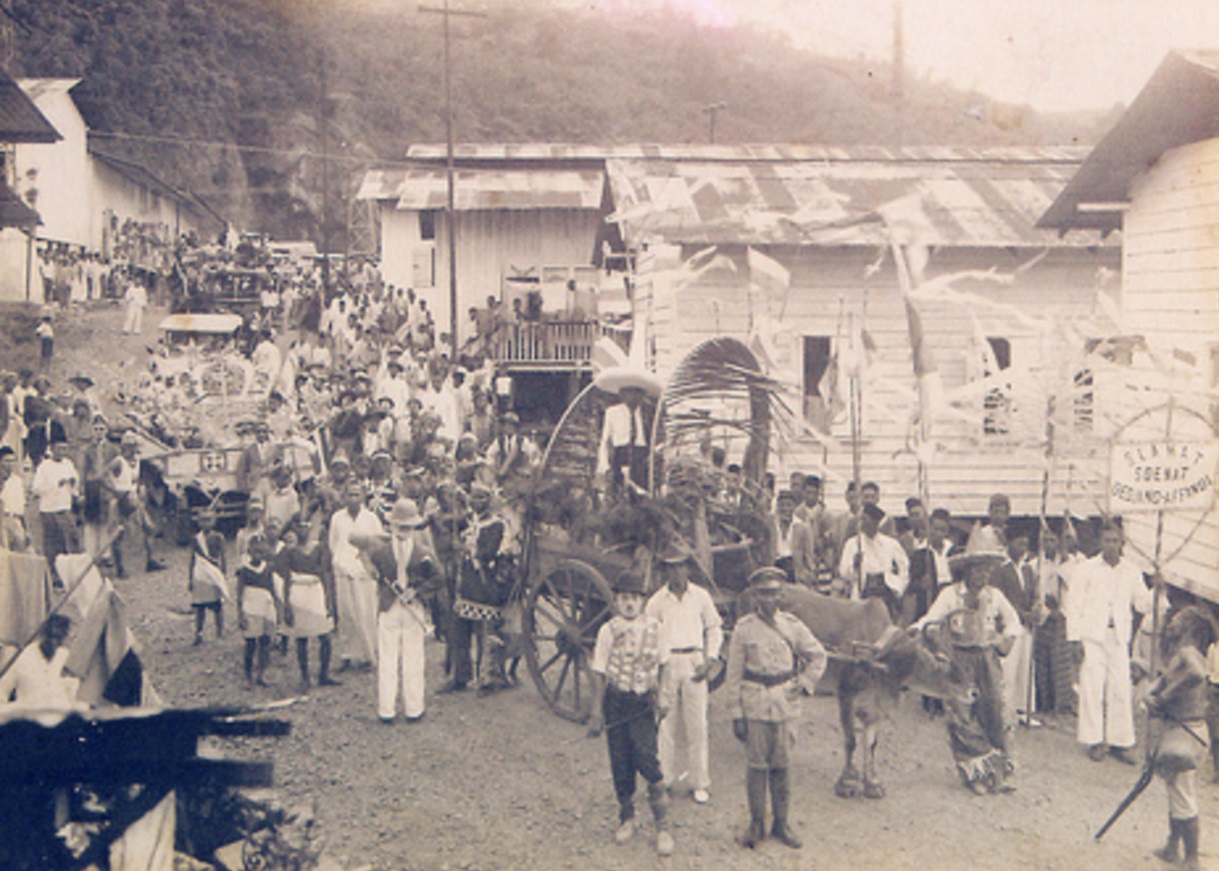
top-left (588, 569), bottom-right (673, 856)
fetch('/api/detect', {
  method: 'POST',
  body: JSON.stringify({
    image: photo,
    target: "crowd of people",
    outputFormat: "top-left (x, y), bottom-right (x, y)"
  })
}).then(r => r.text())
top-left (0, 238), bottom-right (1216, 866)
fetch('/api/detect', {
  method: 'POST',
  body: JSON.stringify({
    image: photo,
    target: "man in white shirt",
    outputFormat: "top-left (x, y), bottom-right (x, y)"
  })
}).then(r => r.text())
top-left (1065, 521), bottom-right (1151, 764)
top-left (599, 384), bottom-right (650, 493)
top-left (837, 503), bottom-right (908, 619)
top-left (31, 435), bottom-right (81, 586)
top-left (329, 480), bottom-right (385, 670)
top-left (121, 273), bottom-right (147, 335)
top-left (646, 544), bottom-right (723, 805)
top-left (0, 614), bottom-right (82, 711)
top-left (0, 446), bottom-right (28, 551)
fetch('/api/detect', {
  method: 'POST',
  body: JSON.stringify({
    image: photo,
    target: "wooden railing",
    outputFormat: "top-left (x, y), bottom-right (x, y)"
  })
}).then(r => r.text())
top-left (494, 321), bottom-right (599, 367)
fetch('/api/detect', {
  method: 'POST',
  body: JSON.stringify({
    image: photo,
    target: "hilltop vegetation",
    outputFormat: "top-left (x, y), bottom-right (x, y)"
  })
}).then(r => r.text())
top-left (7, 0), bottom-right (1117, 243)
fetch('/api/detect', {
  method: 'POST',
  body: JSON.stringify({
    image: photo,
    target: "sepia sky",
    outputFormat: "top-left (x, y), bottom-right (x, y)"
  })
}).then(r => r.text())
top-left (563, 0), bottom-right (1219, 112)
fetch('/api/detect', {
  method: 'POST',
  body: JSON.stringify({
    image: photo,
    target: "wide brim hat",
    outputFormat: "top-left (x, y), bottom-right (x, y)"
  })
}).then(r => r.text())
top-left (948, 552), bottom-right (1005, 579)
top-left (69, 373), bottom-right (95, 388)
top-left (657, 540), bottom-right (693, 566)
top-left (388, 498), bottom-right (427, 529)
top-left (594, 366), bottom-right (662, 398)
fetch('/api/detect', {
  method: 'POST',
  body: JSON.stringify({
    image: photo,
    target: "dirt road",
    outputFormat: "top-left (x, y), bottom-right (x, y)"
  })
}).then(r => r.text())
top-left (39, 302), bottom-right (1217, 871)
top-left (115, 541), bottom-right (1215, 871)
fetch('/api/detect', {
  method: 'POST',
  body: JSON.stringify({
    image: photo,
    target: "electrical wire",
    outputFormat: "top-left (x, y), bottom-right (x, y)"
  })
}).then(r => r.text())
top-left (88, 129), bottom-right (411, 167)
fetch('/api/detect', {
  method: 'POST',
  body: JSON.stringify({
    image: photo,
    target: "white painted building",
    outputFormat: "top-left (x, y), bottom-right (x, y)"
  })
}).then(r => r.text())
top-left (12, 79), bottom-right (217, 259)
top-left (1040, 50), bottom-right (1219, 603)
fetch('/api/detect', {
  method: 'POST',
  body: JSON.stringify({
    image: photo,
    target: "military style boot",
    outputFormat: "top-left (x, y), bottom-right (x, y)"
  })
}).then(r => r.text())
top-left (1180, 816), bottom-right (1200, 871)
top-left (769, 768), bottom-right (802, 849)
top-left (1153, 818), bottom-right (1181, 863)
top-left (648, 781), bottom-right (673, 856)
top-left (738, 768), bottom-right (768, 848)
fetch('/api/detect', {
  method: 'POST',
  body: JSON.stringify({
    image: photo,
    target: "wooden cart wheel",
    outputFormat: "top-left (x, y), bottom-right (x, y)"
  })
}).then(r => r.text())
top-left (524, 558), bottom-right (615, 723)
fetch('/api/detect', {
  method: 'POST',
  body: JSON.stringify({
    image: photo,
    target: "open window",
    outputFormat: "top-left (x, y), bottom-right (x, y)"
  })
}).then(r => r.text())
top-left (803, 335), bottom-right (835, 434)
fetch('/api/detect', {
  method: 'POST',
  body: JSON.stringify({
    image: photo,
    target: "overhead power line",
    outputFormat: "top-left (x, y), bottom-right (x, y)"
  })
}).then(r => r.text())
top-left (87, 129), bottom-right (408, 167)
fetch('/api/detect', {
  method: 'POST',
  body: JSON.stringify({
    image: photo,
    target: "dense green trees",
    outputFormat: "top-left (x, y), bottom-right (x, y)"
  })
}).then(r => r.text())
top-left (7, 0), bottom-right (1112, 243)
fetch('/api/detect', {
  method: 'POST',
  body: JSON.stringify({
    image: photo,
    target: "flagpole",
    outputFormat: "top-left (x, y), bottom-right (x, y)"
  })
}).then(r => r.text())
top-left (848, 308), bottom-right (864, 599)
top-left (1028, 394), bottom-right (1054, 726)
top-left (889, 239), bottom-right (929, 506)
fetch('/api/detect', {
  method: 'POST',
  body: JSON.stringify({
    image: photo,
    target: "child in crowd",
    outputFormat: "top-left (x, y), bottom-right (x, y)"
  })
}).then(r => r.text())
top-left (188, 510), bottom-right (227, 644)
top-left (237, 534), bottom-right (279, 686)
top-left (587, 569), bottom-right (673, 856)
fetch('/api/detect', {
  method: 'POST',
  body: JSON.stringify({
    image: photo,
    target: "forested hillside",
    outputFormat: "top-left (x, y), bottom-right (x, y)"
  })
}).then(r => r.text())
top-left (5, 0), bottom-right (1118, 242)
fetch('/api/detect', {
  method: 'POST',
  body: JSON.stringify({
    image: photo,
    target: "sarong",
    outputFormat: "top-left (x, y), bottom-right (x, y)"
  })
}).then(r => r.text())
top-left (286, 572), bottom-right (332, 637)
top-left (241, 587), bottom-right (277, 639)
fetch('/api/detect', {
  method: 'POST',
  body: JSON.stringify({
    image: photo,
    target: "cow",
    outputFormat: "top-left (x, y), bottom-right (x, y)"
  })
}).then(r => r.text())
top-left (770, 585), bottom-right (971, 799)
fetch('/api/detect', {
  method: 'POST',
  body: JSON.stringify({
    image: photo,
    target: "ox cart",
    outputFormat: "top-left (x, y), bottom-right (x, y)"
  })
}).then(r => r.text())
top-left (516, 338), bottom-right (788, 722)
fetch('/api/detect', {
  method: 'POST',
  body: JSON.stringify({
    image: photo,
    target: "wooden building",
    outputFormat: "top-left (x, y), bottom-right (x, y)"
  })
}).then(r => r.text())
top-left (609, 147), bottom-right (1120, 519)
top-left (1040, 50), bottom-right (1219, 602)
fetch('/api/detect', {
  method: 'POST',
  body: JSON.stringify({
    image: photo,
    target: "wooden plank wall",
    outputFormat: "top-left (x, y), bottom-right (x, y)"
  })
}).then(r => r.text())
top-left (379, 207), bottom-right (602, 342)
top-left (1120, 138), bottom-right (1219, 600)
top-left (639, 241), bottom-right (1121, 520)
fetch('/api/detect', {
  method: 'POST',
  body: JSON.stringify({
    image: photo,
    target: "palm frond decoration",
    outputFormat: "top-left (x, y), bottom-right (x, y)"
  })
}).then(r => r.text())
top-left (655, 336), bottom-right (796, 483)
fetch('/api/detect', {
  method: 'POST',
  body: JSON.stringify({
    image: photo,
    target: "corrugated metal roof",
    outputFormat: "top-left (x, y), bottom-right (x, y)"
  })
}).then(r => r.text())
top-left (405, 142), bottom-right (1091, 164)
top-left (357, 168), bottom-right (604, 211)
top-left (605, 156), bottom-right (1107, 248)
top-left (0, 69), bottom-right (60, 143)
top-left (1039, 50), bottom-right (1219, 232)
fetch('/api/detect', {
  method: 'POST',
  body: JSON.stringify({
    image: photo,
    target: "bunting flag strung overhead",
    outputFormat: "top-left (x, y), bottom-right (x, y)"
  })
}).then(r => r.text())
top-left (746, 246), bottom-right (791, 294)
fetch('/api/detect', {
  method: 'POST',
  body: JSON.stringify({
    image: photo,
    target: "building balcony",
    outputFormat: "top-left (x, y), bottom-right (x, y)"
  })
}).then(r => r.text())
top-left (493, 320), bottom-right (604, 370)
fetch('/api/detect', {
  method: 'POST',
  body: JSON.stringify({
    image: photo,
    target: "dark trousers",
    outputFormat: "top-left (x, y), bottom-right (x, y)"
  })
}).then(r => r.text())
top-left (604, 686), bottom-right (662, 821)
top-left (447, 613), bottom-right (475, 686)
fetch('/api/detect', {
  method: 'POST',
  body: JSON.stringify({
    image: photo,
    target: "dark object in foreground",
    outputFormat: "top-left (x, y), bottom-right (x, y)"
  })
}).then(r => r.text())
top-left (0, 706), bottom-right (289, 870)
top-left (1094, 753), bottom-right (1155, 840)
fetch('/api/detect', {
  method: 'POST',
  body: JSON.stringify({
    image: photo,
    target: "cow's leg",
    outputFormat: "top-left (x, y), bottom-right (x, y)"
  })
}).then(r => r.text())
top-left (834, 676), bottom-right (862, 798)
top-left (861, 715), bottom-right (885, 799)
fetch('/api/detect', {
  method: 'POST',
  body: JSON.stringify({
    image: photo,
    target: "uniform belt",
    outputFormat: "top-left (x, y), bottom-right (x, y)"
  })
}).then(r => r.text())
top-left (743, 668), bottom-right (795, 687)
top-left (671, 647), bottom-right (702, 654)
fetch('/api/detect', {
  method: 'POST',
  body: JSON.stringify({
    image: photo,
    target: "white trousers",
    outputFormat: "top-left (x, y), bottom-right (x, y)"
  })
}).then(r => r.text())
top-left (1077, 628), bottom-right (1135, 748)
top-left (122, 303), bottom-right (143, 334)
top-left (659, 651), bottom-right (710, 790)
top-left (1002, 627), bottom-right (1034, 719)
top-left (335, 567), bottom-right (378, 665)
top-left (377, 601), bottom-right (427, 719)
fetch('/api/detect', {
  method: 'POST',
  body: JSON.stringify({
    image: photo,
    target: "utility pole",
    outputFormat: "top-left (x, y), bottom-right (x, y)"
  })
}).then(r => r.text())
top-left (892, 0), bottom-right (905, 147)
top-left (319, 46), bottom-right (332, 301)
top-left (701, 102), bottom-right (727, 144)
top-left (420, 1), bottom-right (486, 363)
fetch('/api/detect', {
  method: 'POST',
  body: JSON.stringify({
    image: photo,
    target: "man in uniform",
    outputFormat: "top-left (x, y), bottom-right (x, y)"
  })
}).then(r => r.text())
top-left (646, 543), bottom-right (722, 805)
top-left (724, 567), bottom-right (827, 849)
